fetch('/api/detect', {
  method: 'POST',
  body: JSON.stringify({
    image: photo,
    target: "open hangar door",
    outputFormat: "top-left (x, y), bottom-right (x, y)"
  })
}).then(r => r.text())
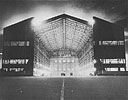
top-left (1, 14), bottom-right (127, 76)
top-left (1, 14), bottom-right (94, 76)
top-left (33, 14), bottom-right (94, 77)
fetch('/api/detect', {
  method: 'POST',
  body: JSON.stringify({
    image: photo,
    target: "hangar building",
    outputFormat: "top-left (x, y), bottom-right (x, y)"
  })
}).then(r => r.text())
top-left (1, 14), bottom-right (126, 76)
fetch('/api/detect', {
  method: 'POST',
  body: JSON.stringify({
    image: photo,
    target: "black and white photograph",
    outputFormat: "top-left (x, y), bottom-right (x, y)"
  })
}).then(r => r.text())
top-left (0, 0), bottom-right (128, 100)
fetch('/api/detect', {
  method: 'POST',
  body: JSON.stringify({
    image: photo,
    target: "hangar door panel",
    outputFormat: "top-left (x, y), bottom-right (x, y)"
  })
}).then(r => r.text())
top-left (2, 18), bottom-right (34, 76)
top-left (93, 17), bottom-right (126, 68)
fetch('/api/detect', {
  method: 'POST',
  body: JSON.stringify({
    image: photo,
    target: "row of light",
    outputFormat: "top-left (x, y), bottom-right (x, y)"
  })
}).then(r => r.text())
top-left (54, 60), bottom-right (75, 63)
top-left (2, 68), bottom-right (24, 72)
top-left (106, 68), bottom-right (125, 71)
top-left (54, 67), bottom-right (74, 71)
top-left (93, 59), bottom-right (126, 64)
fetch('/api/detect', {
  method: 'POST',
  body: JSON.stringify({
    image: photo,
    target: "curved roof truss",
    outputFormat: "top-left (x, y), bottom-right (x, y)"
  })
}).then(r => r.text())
top-left (33, 14), bottom-right (93, 53)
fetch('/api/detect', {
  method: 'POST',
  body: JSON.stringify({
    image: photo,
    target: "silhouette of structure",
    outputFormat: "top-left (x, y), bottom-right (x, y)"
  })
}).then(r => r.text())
top-left (1, 14), bottom-right (126, 76)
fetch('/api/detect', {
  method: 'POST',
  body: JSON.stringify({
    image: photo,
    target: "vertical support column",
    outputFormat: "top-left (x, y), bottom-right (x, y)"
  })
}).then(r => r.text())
top-left (63, 18), bottom-right (66, 48)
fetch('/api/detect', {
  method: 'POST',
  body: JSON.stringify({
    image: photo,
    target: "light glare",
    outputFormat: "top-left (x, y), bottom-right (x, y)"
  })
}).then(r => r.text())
top-left (31, 17), bottom-right (47, 32)
top-left (88, 18), bottom-right (95, 26)
top-left (31, 17), bottom-right (43, 27)
top-left (33, 68), bottom-right (50, 76)
top-left (93, 59), bottom-right (97, 64)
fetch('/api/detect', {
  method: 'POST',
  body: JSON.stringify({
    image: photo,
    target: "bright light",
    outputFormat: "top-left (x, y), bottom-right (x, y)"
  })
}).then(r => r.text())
top-left (126, 54), bottom-right (128, 71)
top-left (0, 53), bottom-right (2, 55)
top-left (120, 68), bottom-right (125, 71)
top-left (31, 6), bottom-right (59, 31)
top-left (93, 67), bottom-right (96, 72)
top-left (55, 60), bottom-right (57, 63)
top-left (31, 17), bottom-right (44, 27)
top-left (110, 68), bottom-right (118, 71)
top-left (0, 58), bottom-right (2, 69)
top-left (33, 68), bottom-right (43, 76)
top-left (124, 31), bottom-right (128, 37)
top-left (63, 60), bottom-right (66, 62)
top-left (33, 68), bottom-right (50, 76)
top-left (88, 18), bottom-right (95, 26)
top-left (67, 60), bottom-right (70, 62)
top-left (71, 60), bottom-right (74, 62)
top-left (0, 30), bottom-right (3, 35)
top-left (31, 18), bottom-right (46, 32)
top-left (93, 59), bottom-right (97, 63)
top-left (59, 60), bottom-right (61, 63)
top-left (77, 62), bottom-right (95, 76)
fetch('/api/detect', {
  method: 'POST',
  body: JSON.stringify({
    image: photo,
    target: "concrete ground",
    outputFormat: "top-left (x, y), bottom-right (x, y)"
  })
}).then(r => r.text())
top-left (0, 76), bottom-right (128, 100)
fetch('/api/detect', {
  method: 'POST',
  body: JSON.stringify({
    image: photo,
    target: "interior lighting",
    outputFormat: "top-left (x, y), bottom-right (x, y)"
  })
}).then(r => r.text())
top-left (71, 60), bottom-right (74, 62)
top-left (63, 60), bottom-right (66, 62)
top-left (55, 60), bottom-right (57, 63)
top-left (59, 60), bottom-right (61, 63)
top-left (67, 60), bottom-right (70, 63)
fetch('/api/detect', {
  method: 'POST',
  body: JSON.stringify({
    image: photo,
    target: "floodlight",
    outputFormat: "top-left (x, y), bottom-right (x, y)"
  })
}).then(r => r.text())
top-left (31, 17), bottom-right (43, 27)
top-left (31, 17), bottom-right (46, 31)
top-left (88, 18), bottom-right (95, 26)
top-left (93, 59), bottom-right (97, 64)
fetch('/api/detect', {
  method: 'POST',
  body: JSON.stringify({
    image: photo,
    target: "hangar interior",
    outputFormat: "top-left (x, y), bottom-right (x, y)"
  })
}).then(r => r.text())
top-left (33, 14), bottom-right (94, 76)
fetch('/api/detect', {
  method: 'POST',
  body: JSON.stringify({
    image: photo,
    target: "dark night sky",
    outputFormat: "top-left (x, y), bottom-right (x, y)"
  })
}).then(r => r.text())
top-left (0, 0), bottom-right (128, 60)
top-left (0, 0), bottom-right (127, 29)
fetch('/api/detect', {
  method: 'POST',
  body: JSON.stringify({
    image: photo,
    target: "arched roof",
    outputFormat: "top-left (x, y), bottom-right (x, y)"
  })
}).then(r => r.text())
top-left (34, 14), bottom-right (93, 52)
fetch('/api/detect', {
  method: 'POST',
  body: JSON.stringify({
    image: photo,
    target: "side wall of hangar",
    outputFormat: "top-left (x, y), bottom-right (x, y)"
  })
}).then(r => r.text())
top-left (1, 14), bottom-right (126, 76)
